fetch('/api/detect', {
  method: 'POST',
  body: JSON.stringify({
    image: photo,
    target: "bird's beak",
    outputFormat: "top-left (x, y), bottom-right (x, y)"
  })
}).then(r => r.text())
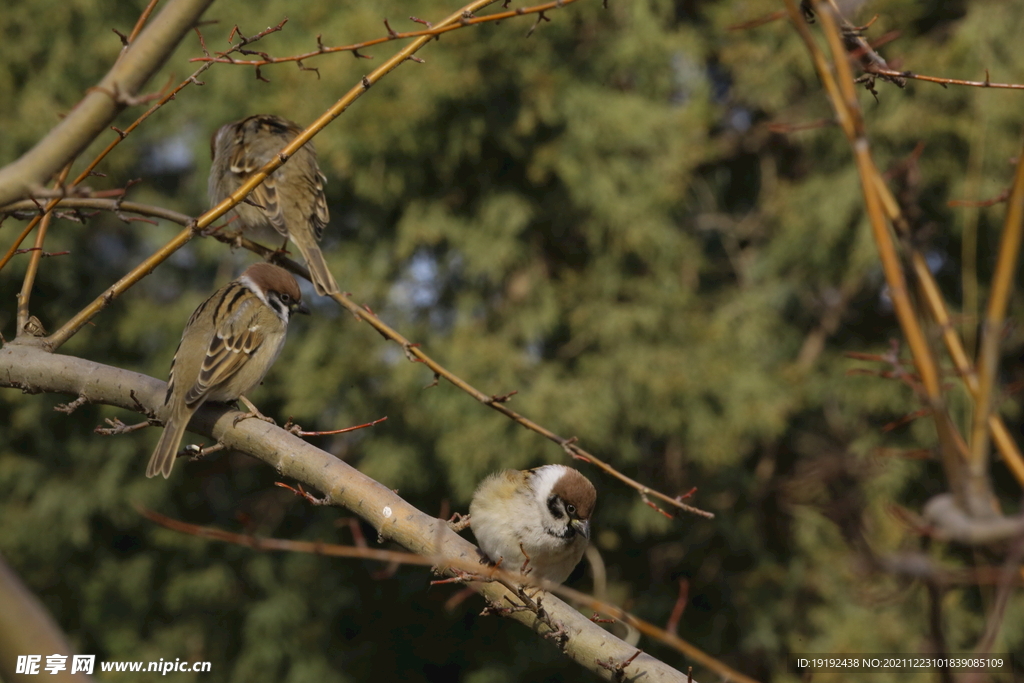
top-left (571, 519), bottom-right (590, 540)
top-left (293, 301), bottom-right (311, 315)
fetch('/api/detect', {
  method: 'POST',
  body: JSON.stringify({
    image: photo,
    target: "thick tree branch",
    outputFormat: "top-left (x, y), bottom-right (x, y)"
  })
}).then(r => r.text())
top-left (0, 340), bottom-right (694, 682)
top-left (0, 0), bottom-right (216, 206)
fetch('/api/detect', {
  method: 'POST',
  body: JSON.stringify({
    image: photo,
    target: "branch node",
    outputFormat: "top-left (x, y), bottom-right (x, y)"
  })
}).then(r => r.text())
top-left (275, 481), bottom-right (330, 505)
top-left (597, 649), bottom-right (643, 681)
top-left (486, 390), bottom-right (518, 405)
top-left (54, 395), bottom-right (88, 414)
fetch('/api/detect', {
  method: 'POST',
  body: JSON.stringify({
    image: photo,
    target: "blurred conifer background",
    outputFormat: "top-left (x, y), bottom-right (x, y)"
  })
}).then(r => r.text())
top-left (1, 0), bottom-right (1022, 680)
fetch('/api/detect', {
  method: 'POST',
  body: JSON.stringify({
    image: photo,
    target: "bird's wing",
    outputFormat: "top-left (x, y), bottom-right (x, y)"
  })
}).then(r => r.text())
top-left (309, 170), bottom-right (329, 241)
top-left (228, 129), bottom-right (288, 237)
top-left (183, 293), bottom-right (266, 406)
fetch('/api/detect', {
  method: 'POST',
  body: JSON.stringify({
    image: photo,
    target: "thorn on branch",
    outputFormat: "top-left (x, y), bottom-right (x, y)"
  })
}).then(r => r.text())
top-left (384, 19), bottom-right (399, 38)
top-left (425, 372), bottom-right (440, 389)
top-left (590, 612), bottom-right (615, 624)
top-left (254, 66), bottom-right (270, 82)
top-left (54, 395), bottom-right (88, 414)
top-left (406, 55), bottom-right (425, 64)
top-left (112, 27), bottom-right (129, 47)
top-left (111, 126), bottom-right (127, 139)
top-left (409, 16), bottom-right (433, 28)
top-left (526, 11), bottom-right (550, 37)
top-left (352, 49), bottom-right (372, 60)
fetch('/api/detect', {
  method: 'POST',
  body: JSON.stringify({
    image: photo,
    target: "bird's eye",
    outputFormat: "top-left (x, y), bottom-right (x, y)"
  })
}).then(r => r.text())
top-left (566, 504), bottom-right (576, 515)
top-left (280, 293), bottom-right (292, 303)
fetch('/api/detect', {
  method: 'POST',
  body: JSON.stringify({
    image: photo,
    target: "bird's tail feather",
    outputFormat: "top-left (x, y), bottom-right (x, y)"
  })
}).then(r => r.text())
top-left (146, 418), bottom-right (189, 479)
top-left (296, 242), bottom-right (339, 296)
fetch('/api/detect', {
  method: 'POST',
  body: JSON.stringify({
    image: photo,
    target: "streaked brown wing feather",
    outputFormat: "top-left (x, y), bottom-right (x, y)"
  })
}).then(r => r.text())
top-left (183, 295), bottom-right (266, 407)
top-left (310, 171), bottom-right (329, 241)
top-left (250, 174), bottom-right (287, 236)
top-left (228, 129), bottom-right (260, 175)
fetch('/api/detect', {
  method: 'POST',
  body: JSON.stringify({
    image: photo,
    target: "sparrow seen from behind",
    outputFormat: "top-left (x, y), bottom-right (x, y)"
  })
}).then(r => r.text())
top-left (146, 263), bottom-right (309, 478)
top-left (469, 465), bottom-right (596, 584)
top-left (209, 114), bottom-right (339, 296)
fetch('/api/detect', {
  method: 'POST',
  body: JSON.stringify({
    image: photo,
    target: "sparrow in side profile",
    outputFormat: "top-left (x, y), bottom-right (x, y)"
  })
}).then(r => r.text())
top-left (146, 263), bottom-right (309, 478)
top-left (469, 465), bottom-right (596, 584)
top-left (209, 114), bottom-right (339, 296)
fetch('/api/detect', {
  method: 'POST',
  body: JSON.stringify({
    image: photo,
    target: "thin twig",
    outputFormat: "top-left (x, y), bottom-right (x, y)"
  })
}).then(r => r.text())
top-left (969, 149), bottom-right (1024, 480)
top-left (283, 416), bottom-right (388, 437)
top-left (190, 0), bottom-right (582, 68)
top-left (15, 165), bottom-right (70, 335)
top-left (865, 66), bottom-right (1024, 91)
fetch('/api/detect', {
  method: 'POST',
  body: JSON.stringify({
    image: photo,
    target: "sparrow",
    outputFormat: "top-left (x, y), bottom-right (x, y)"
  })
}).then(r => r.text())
top-left (469, 465), bottom-right (596, 584)
top-left (146, 263), bottom-right (309, 478)
top-left (209, 114), bottom-right (339, 296)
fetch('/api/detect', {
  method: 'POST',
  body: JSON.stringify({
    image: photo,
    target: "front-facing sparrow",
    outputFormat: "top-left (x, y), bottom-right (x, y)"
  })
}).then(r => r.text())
top-left (146, 263), bottom-right (309, 478)
top-left (209, 114), bottom-right (339, 296)
top-left (469, 465), bottom-right (596, 584)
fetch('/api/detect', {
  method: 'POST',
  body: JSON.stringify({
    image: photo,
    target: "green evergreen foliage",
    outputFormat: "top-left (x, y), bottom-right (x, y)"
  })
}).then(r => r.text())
top-left (1, 0), bottom-right (1023, 680)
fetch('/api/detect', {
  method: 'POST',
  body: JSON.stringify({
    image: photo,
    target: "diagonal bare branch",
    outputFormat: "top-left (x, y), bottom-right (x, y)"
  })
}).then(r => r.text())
top-left (0, 0), bottom-right (217, 206)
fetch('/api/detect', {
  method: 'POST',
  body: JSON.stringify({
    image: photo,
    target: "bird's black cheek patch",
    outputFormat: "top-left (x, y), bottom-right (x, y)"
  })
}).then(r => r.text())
top-left (547, 495), bottom-right (563, 520)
